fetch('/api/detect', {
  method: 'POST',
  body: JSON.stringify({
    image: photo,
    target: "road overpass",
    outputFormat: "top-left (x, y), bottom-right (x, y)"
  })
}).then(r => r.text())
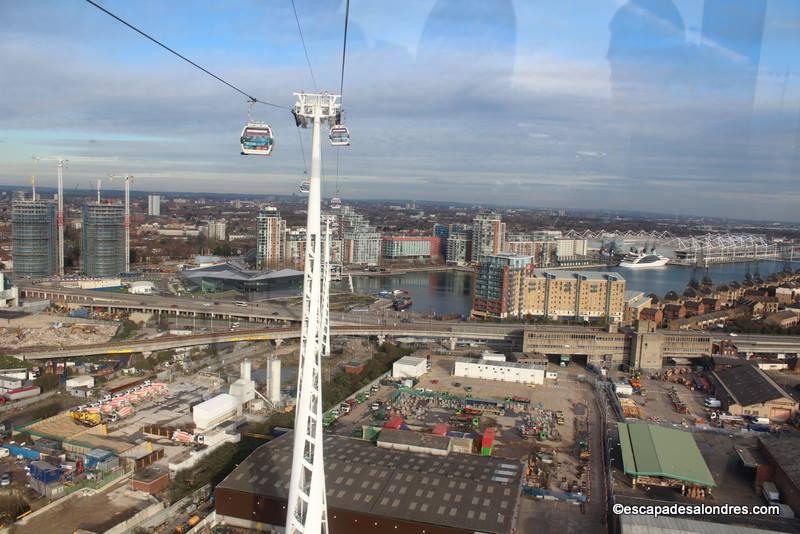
top-left (20, 285), bottom-right (405, 326)
top-left (5, 324), bottom-right (525, 361)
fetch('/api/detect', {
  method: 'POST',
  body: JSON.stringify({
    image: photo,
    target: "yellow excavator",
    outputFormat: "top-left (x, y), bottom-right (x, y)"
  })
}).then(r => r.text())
top-left (69, 410), bottom-right (102, 427)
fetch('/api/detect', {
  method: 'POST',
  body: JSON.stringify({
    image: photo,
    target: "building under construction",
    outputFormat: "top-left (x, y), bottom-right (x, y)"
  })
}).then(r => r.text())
top-left (11, 199), bottom-right (57, 278)
top-left (82, 202), bottom-right (125, 277)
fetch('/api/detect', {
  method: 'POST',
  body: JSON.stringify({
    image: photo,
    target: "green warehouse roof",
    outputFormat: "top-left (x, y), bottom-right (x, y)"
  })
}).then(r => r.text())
top-left (617, 422), bottom-right (716, 488)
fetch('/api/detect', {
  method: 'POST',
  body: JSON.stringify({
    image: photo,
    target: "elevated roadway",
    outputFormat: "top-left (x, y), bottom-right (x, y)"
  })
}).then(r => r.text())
top-left (18, 285), bottom-right (397, 326)
top-left (5, 324), bottom-right (525, 361)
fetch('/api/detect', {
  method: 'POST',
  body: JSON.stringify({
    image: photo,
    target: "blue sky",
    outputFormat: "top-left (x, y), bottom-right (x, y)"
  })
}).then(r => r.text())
top-left (1, 0), bottom-right (799, 221)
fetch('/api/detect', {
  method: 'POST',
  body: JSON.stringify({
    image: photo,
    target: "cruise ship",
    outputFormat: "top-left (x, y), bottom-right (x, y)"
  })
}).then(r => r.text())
top-left (618, 248), bottom-right (670, 269)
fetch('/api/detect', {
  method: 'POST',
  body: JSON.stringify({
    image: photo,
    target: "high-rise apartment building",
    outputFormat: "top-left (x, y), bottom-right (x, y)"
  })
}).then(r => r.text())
top-left (256, 207), bottom-right (285, 269)
top-left (471, 211), bottom-right (505, 264)
top-left (204, 219), bottom-right (227, 241)
top-left (147, 194), bottom-right (161, 217)
top-left (11, 199), bottom-right (57, 278)
top-left (432, 223), bottom-right (449, 258)
top-left (472, 253), bottom-right (534, 319)
top-left (82, 202), bottom-right (126, 277)
top-left (472, 256), bottom-right (625, 321)
top-left (338, 205), bottom-right (380, 265)
top-left (446, 231), bottom-right (472, 265)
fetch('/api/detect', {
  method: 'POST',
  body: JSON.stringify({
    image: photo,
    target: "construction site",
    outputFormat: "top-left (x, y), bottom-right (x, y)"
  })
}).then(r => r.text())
top-left (326, 350), bottom-right (604, 513)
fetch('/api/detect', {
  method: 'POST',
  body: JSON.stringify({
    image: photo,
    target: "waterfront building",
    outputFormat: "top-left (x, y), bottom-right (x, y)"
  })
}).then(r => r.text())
top-left (522, 269), bottom-right (626, 322)
top-left (256, 207), bottom-right (285, 270)
top-left (11, 199), bottom-right (57, 278)
top-left (433, 223), bottom-right (449, 258)
top-left (472, 259), bottom-right (626, 322)
top-left (284, 227), bottom-right (342, 268)
top-left (381, 236), bottom-right (442, 259)
top-left (471, 211), bottom-right (505, 264)
top-left (555, 238), bottom-right (588, 261)
top-left (147, 194), bottom-right (161, 217)
top-left (446, 231), bottom-right (472, 265)
top-left (181, 262), bottom-right (302, 296)
top-left (338, 205), bottom-right (380, 265)
top-left (82, 202), bottom-right (126, 277)
top-left (472, 253), bottom-right (534, 319)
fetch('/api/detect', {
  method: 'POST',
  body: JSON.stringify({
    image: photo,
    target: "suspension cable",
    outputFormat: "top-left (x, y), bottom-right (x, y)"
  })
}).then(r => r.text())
top-left (290, 0), bottom-right (318, 91)
top-left (83, 0), bottom-right (289, 110)
top-left (339, 0), bottom-right (350, 98)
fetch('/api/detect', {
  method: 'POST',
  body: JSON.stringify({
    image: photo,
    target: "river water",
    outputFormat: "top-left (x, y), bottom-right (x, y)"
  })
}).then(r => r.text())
top-left (349, 261), bottom-right (797, 317)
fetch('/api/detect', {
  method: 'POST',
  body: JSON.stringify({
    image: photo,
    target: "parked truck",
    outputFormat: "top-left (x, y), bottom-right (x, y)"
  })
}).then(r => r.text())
top-left (763, 482), bottom-right (780, 503)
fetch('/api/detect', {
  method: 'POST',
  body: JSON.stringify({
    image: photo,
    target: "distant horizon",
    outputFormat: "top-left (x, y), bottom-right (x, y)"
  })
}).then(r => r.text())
top-left (2, 183), bottom-right (798, 228)
top-left (2, 2), bottom-right (799, 223)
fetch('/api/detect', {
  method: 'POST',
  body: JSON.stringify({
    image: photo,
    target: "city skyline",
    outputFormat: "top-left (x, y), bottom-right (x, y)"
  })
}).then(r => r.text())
top-left (2, 1), bottom-right (800, 221)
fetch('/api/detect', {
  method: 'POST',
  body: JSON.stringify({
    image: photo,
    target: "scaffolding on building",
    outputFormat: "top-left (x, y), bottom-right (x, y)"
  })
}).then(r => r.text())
top-left (82, 202), bottom-right (126, 277)
top-left (11, 200), bottom-right (57, 278)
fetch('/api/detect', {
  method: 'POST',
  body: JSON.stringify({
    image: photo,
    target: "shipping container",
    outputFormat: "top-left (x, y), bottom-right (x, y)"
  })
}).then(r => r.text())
top-left (4, 386), bottom-right (41, 401)
top-left (383, 416), bottom-right (404, 430)
top-left (3, 444), bottom-right (40, 461)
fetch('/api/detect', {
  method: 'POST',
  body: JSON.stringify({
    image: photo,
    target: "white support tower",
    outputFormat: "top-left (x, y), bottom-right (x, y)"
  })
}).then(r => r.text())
top-left (286, 92), bottom-right (341, 534)
top-left (320, 215), bottom-right (333, 358)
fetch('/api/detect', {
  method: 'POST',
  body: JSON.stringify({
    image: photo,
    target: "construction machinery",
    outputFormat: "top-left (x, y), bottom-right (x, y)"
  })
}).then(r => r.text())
top-left (70, 410), bottom-right (102, 427)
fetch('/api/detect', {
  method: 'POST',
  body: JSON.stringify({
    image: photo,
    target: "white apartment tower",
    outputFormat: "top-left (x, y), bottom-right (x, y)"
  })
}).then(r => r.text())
top-left (471, 211), bottom-right (505, 264)
top-left (147, 194), bottom-right (161, 217)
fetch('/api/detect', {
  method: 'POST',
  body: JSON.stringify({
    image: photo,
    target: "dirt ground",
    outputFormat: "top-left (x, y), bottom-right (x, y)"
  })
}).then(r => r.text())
top-left (0, 322), bottom-right (117, 349)
top-left (11, 478), bottom-right (156, 534)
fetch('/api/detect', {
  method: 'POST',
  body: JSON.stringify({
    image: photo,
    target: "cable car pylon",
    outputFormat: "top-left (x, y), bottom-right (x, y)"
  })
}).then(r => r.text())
top-left (285, 91), bottom-right (342, 534)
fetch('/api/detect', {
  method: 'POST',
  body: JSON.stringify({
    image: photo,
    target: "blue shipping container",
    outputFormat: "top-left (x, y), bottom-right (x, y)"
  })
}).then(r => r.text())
top-left (29, 461), bottom-right (62, 483)
top-left (3, 444), bottom-right (40, 460)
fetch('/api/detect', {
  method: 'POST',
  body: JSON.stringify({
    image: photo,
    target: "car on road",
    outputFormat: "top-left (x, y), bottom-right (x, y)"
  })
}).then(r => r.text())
top-left (272, 311), bottom-right (280, 316)
top-left (202, 303), bottom-right (212, 307)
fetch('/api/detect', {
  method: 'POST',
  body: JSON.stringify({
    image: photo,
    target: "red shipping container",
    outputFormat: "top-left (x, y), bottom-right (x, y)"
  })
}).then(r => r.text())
top-left (481, 428), bottom-right (496, 450)
top-left (432, 423), bottom-right (448, 436)
top-left (383, 416), bottom-right (404, 430)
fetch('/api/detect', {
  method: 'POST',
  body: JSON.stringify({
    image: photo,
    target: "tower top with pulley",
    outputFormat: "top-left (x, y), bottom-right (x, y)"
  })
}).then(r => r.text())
top-left (293, 92), bottom-right (342, 126)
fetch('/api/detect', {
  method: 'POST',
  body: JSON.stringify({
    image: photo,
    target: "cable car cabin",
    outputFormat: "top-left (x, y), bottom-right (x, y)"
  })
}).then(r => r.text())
top-left (329, 126), bottom-right (350, 146)
top-left (299, 181), bottom-right (310, 194)
top-left (330, 197), bottom-right (342, 209)
top-left (240, 123), bottom-right (274, 155)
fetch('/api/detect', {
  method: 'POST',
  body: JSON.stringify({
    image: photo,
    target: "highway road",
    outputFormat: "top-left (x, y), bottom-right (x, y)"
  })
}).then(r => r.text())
top-left (5, 324), bottom-right (525, 360)
top-left (19, 284), bottom-right (408, 326)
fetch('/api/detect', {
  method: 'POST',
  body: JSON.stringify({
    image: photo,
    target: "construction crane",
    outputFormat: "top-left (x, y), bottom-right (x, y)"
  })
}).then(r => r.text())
top-left (32, 155), bottom-right (116, 277)
top-left (108, 173), bottom-right (168, 273)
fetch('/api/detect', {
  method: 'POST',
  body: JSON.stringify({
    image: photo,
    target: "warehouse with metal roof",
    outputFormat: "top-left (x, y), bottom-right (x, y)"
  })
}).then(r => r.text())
top-left (709, 364), bottom-right (798, 422)
top-left (215, 432), bottom-right (523, 534)
top-left (618, 422), bottom-right (715, 490)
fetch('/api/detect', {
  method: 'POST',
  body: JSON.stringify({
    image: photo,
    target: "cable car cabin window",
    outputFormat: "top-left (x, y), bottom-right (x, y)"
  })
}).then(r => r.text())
top-left (329, 126), bottom-right (350, 146)
top-left (240, 123), bottom-right (273, 156)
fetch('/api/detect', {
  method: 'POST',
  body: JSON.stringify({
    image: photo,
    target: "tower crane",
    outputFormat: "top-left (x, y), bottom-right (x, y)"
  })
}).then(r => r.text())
top-left (108, 173), bottom-right (168, 273)
top-left (32, 155), bottom-right (116, 277)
